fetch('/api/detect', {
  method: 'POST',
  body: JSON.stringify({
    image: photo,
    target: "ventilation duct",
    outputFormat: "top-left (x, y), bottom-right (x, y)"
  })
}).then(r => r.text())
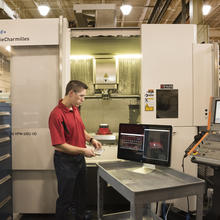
top-left (96, 9), bottom-right (116, 27)
top-left (73, 4), bottom-right (116, 27)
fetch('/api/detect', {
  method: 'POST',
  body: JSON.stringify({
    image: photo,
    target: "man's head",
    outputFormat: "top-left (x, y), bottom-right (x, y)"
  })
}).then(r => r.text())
top-left (65, 80), bottom-right (88, 107)
top-left (65, 80), bottom-right (88, 96)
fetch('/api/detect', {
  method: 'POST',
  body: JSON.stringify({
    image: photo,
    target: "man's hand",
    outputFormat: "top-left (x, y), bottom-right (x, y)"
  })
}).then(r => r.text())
top-left (91, 139), bottom-right (102, 150)
top-left (83, 148), bottom-right (95, 157)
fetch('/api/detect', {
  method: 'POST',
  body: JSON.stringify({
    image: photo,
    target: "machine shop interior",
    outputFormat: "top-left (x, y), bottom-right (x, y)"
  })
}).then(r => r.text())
top-left (0, 0), bottom-right (220, 220)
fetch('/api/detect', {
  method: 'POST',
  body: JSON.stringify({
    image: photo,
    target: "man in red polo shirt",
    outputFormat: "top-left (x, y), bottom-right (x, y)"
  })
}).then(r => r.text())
top-left (49, 80), bottom-right (102, 220)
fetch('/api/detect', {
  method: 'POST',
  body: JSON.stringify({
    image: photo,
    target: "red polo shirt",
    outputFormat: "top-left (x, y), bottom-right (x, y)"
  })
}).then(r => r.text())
top-left (49, 100), bottom-right (86, 148)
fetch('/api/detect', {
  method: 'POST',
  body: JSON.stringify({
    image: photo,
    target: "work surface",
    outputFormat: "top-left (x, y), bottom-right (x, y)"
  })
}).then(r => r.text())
top-left (97, 161), bottom-right (205, 220)
top-left (98, 160), bottom-right (203, 193)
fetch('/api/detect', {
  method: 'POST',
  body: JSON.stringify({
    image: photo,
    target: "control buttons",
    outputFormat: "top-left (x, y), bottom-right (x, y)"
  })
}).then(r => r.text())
top-left (193, 150), bottom-right (199, 156)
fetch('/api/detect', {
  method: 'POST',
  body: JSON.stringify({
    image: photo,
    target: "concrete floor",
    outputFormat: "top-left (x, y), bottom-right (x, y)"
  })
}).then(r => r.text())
top-left (18, 211), bottom-right (98, 220)
top-left (20, 214), bottom-right (55, 220)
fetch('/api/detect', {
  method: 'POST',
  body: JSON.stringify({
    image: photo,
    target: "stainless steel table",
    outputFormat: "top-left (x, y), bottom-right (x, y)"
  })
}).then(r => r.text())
top-left (97, 161), bottom-right (205, 220)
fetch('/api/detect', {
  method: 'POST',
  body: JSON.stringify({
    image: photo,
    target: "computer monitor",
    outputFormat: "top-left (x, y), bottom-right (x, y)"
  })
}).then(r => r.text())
top-left (211, 97), bottom-right (220, 131)
top-left (117, 124), bottom-right (172, 167)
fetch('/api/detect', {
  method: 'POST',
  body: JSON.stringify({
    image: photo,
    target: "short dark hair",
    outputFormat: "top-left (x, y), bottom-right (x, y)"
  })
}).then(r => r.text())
top-left (65, 80), bottom-right (88, 95)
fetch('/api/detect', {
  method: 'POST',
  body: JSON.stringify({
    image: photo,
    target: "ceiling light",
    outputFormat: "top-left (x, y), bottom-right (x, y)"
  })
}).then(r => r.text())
top-left (202, 4), bottom-right (211, 16)
top-left (120, 4), bottom-right (132, 16)
top-left (38, 5), bottom-right (50, 16)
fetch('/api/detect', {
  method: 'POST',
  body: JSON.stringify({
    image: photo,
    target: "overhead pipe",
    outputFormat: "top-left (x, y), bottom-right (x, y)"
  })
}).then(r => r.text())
top-left (147, 0), bottom-right (162, 23)
top-left (181, 0), bottom-right (187, 23)
top-left (155, 0), bottom-right (172, 23)
top-left (0, 0), bottom-right (18, 19)
top-left (173, 2), bottom-right (189, 24)
top-left (148, 0), bottom-right (172, 24)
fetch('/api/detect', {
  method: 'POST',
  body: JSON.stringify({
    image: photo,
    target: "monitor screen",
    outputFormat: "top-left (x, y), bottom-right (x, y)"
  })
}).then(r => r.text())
top-left (117, 124), bottom-right (172, 166)
top-left (214, 100), bottom-right (220, 124)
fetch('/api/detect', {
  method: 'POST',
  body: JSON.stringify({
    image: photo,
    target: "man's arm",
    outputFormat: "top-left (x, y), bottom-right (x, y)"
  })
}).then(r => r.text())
top-left (84, 130), bottom-right (102, 149)
top-left (54, 143), bottom-right (95, 157)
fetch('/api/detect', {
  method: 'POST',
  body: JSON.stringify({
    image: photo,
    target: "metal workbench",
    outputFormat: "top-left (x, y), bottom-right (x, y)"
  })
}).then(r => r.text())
top-left (97, 161), bottom-right (205, 220)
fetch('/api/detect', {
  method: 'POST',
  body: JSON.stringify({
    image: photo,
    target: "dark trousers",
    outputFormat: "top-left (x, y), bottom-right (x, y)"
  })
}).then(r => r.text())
top-left (54, 151), bottom-right (87, 220)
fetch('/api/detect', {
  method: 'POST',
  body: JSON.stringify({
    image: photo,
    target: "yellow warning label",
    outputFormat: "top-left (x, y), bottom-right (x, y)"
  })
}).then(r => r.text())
top-left (145, 104), bottom-right (154, 111)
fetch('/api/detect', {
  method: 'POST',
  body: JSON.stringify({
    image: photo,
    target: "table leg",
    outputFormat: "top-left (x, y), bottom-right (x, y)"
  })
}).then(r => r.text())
top-left (97, 171), bottom-right (104, 220)
top-left (130, 201), bottom-right (143, 220)
top-left (196, 193), bottom-right (203, 220)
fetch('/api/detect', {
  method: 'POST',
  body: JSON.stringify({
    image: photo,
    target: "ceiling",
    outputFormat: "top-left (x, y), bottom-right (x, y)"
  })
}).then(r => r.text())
top-left (1, 0), bottom-right (220, 41)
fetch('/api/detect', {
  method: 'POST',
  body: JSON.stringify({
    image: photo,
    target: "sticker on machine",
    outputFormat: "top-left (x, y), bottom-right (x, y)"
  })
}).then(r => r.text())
top-left (145, 89), bottom-right (154, 111)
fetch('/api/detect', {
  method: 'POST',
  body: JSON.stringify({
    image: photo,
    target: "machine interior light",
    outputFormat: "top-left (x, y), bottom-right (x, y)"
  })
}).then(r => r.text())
top-left (114, 54), bottom-right (142, 59)
top-left (202, 4), bottom-right (211, 16)
top-left (38, 5), bottom-right (50, 16)
top-left (70, 55), bottom-right (94, 60)
top-left (120, 4), bottom-right (132, 15)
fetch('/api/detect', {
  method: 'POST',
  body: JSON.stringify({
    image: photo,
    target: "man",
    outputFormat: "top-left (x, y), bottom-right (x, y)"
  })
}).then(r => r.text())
top-left (49, 80), bottom-right (102, 220)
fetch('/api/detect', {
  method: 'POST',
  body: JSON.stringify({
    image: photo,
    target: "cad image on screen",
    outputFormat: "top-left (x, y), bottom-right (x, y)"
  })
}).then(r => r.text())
top-left (214, 100), bottom-right (220, 124)
top-left (119, 133), bottom-right (144, 151)
top-left (117, 124), bottom-right (172, 166)
top-left (143, 128), bottom-right (170, 162)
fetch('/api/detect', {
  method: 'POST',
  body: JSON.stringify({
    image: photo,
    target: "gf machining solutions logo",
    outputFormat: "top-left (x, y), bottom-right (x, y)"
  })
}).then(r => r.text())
top-left (0, 29), bottom-right (29, 42)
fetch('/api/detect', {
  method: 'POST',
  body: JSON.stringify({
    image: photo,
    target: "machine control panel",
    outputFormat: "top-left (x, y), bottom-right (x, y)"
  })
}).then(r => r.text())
top-left (191, 134), bottom-right (220, 167)
top-left (190, 97), bottom-right (220, 167)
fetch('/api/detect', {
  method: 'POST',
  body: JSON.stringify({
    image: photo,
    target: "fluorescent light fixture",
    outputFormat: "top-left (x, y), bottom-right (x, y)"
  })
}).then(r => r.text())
top-left (115, 54), bottom-right (142, 59)
top-left (70, 55), bottom-right (94, 60)
top-left (5, 46), bottom-right (11, 52)
top-left (120, 4), bottom-right (132, 15)
top-left (38, 5), bottom-right (50, 16)
top-left (202, 4), bottom-right (211, 16)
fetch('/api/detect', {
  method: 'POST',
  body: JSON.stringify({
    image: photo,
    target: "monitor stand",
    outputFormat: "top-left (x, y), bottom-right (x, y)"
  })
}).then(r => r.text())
top-left (132, 163), bottom-right (156, 174)
top-left (143, 163), bottom-right (156, 170)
